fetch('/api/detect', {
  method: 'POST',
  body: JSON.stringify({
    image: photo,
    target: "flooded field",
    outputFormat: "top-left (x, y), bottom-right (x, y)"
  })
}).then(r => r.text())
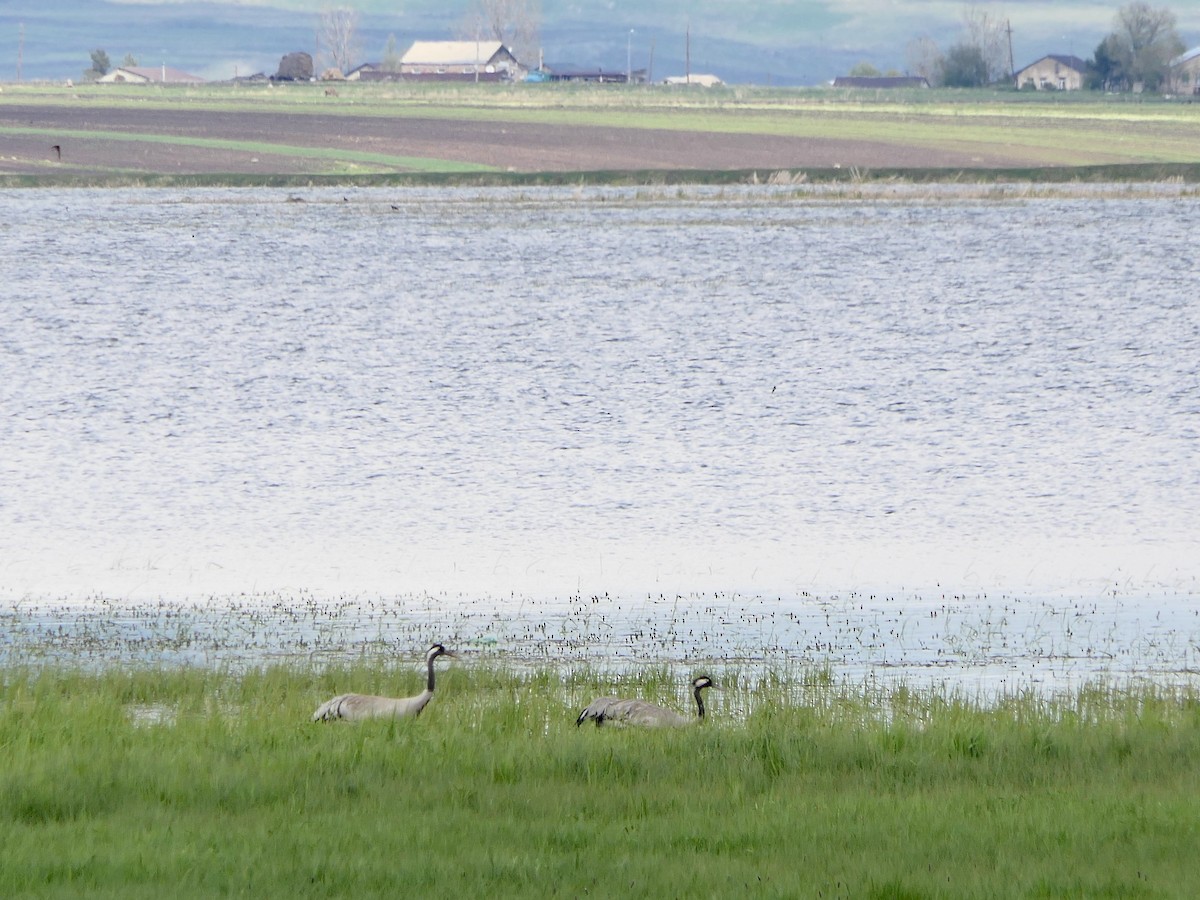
top-left (2, 183), bottom-right (1198, 691)
top-left (3, 588), bottom-right (1199, 696)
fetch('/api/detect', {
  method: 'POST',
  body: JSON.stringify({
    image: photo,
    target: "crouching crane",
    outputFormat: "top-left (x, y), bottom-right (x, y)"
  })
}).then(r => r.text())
top-left (576, 675), bottom-right (715, 727)
top-left (312, 643), bottom-right (454, 722)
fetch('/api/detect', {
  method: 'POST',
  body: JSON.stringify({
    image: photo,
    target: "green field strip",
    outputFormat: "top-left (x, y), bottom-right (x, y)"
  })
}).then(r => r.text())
top-left (21, 104), bottom-right (1187, 166)
top-left (0, 124), bottom-right (498, 174)
top-left (9, 84), bottom-right (1200, 129)
top-left (6, 85), bottom-right (1200, 172)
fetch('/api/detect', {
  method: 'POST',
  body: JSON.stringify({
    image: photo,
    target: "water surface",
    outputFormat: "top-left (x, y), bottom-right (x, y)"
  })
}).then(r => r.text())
top-left (2, 184), bottom-right (1198, 685)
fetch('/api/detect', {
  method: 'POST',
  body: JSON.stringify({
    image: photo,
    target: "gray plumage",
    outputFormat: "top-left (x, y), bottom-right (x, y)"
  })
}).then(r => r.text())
top-left (312, 643), bottom-right (453, 722)
top-left (576, 676), bottom-right (715, 727)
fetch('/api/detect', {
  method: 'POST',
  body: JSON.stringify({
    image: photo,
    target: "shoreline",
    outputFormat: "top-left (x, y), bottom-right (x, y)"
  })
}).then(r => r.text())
top-left (6, 162), bottom-right (1200, 190)
top-left (5, 588), bottom-right (1198, 696)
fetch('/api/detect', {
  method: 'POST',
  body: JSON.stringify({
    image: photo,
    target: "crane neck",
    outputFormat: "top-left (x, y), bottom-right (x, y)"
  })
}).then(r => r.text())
top-left (426, 654), bottom-right (438, 693)
top-left (694, 685), bottom-right (706, 719)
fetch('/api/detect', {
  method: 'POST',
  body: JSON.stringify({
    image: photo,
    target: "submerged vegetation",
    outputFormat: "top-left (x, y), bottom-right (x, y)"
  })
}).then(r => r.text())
top-left (2, 661), bottom-right (1200, 897)
top-left (4, 592), bottom-right (1197, 894)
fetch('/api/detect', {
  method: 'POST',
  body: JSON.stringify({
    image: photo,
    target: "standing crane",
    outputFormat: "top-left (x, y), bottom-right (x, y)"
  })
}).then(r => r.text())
top-left (312, 643), bottom-right (454, 722)
top-left (576, 675), bottom-right (715, 727)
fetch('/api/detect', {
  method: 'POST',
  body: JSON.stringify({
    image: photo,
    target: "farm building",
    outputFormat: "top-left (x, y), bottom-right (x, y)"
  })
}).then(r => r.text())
top-left (399, 41), bottom-right (523, 81)
top-left (1169, 47), bottom-right (1200, 94)
top-left (1015, 55), bottom-right (1087, 91)
top-left (345, 62), bottom-right (405, 82)
top-left (98, 65), bottom-right (205, 84)
top-left (663, 74), bottom-right (724, 87)
top-left (831, 76), bottom-right (929, 88)
top-left (536, 64), bottom-right (645, 84)
top-left (345, 63), bottom-right (379, 80)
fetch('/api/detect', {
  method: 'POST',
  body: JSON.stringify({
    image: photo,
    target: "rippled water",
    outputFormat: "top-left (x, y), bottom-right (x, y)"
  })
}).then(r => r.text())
top-left (2, 184), bottom-right (1198, 683)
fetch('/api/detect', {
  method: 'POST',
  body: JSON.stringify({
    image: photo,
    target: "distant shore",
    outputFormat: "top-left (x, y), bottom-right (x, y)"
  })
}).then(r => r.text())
top-left (4, 82), bottom-right (1200, 184)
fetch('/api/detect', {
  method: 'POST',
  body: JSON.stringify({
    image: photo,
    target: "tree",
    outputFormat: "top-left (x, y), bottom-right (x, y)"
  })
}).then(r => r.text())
top-left (906, 36), bottom-right (943, 84)
top-left (848, 62), bottom-right (881, 77)
top-left (1088, 34), bottom-right (1126, 90)
top-left (84, 48), bottom-right (111, 81)
top-left (960, 4), bottom-right (1010, 82)
top-left (460, 0), bottom-right (540, 65)
top-left (317, 6), bottom-right (360, 74)
top-left (274, 51), bottom-right (314, 81)
top-left (940, 42), bottom-right (989, 87)
top-left (382, 33), bottom-right (402, 72)
top-left (122, 53), bottom-right (138, 68)
top-left (1102, 1), bottom-right (1184, 91)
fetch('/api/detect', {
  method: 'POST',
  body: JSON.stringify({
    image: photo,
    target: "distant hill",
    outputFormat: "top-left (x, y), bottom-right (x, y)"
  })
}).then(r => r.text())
top-left (2, 0), bottom-right (1198, 86)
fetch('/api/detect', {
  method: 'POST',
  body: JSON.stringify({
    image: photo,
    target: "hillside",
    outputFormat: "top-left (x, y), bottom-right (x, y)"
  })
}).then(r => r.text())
top-left (2, 0), bottom-right (1199, 86)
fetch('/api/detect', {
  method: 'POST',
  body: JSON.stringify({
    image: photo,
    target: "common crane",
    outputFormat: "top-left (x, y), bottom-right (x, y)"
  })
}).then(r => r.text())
top-left (312, 643), bottom-right (454, 722)
top-left (576, 675), bottom-right (715, 727)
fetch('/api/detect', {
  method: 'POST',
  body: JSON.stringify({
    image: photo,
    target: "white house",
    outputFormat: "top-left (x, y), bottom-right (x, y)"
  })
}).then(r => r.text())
top-left (399, 41), bottom-right (523, 80)
top-left (98, 65), bottom-right (205, 84)
top-left (1169, 47), bottom-right (1200, 94)
top-left (663, 74), bottom-right (724, 87)
top-left (1015, 55), bottom-right (1087, 91)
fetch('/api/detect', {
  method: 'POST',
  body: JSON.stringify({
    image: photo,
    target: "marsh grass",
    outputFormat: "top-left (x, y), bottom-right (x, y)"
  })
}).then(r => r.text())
top-left (6, 163), bottom-right (1200, 193)
top-left (3, 661), bottom-right (1199, 897)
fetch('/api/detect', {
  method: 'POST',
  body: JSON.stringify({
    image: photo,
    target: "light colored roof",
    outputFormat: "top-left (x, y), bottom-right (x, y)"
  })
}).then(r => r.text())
top-left (663, 74), bottom-right (724, 87)
top-left (401, 41), bottom-right (507, 66)
top-left (99, 65), bottom-right (205, 84)
top-left (1017, 55), bottom-right (1087, 74)
top-left (1171, 47), bottom-right (1200, 66)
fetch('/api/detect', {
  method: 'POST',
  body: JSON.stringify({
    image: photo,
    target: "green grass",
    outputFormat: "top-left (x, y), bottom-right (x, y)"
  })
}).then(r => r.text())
top-left (2, 662), bottom-right (1199, 898)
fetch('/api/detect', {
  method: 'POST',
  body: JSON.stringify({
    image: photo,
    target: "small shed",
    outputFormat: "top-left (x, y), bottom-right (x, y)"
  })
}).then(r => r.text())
top-left (98, 65), bottom-right (205, 84)
top-left (1015, 55), bottom-right (1088, 91)
top-left (347, 63), bottom-right (407, 83)
top-left (663, 74), bottom-right (724, 87)
top-left (346, 63), bottom-right (380, 81)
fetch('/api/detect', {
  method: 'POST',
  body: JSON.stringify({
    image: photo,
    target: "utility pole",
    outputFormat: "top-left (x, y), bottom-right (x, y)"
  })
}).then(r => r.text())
top-left (685, 21), bottom-right (690, 85)
top-left (17, 22), bottom-right (23, 82)
top-left (627, 29), bottom-right (634, 85)
top-left (1006, 19), bottom-right (1015, 84)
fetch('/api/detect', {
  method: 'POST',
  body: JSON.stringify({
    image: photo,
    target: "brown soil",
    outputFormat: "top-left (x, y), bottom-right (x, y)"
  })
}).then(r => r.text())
top-left (0, 101), bottom-right (1025, 178)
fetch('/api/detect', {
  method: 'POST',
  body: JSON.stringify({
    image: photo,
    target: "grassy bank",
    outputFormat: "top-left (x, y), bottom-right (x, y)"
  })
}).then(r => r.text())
top-left (3, 662), bottom-right (1199, 898)
top-left (5, 163), bottom-right (1200, 190)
